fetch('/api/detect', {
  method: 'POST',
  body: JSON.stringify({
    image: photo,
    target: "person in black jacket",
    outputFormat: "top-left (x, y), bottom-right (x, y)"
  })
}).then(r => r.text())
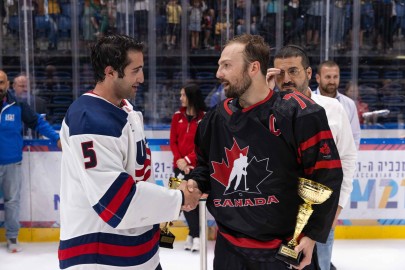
top-left (186, 34), bottom-right (343, 270)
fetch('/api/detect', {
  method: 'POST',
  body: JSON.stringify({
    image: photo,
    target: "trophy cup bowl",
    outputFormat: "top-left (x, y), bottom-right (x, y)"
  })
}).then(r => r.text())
top-left (276, 177), bottom-right (333, 266)
top-left (159, 177), bottom-right (183, 249)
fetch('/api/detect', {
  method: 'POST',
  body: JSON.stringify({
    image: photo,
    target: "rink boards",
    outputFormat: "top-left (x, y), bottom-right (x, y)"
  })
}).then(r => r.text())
top-left (0, 138), bottom-right (405, 242)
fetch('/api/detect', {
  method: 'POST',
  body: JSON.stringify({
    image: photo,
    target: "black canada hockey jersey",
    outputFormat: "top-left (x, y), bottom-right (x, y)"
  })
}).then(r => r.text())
top-left (191, 89), bottom-right (343, 255)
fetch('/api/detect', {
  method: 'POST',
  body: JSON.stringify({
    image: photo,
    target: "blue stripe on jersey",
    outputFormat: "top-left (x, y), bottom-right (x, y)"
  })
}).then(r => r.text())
top-left (59, 224), bottom-right (159, 249)
top-left (59, 247), bottom-right (158, 269)
top-left (93, 172), bottom-right (136, 228)
top-left (59, 225), bottom-right (160, 269)
top-left (65, 95), bottom-right (128, 137)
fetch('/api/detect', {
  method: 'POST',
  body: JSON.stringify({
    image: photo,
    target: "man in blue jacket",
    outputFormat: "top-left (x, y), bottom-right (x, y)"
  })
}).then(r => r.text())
top-left (0, 70), bottom-right (61, 253)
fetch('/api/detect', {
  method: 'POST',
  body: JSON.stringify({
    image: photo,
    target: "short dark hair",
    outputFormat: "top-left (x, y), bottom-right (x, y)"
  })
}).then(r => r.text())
top-left (183, 83), bottom-right (206, 113)
top-left (317, 60), bottom-right (339, 75)
top-left (274, 45), bottom-right (310, 69)
top-left (90, 35), bottom-right (144, 83)
top-left (225, 34), bottom-right (270, 76)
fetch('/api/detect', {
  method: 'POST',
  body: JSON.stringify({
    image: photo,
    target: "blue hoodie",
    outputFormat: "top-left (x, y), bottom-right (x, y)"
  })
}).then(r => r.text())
top-left (0, 90), bottom-right (60, 165)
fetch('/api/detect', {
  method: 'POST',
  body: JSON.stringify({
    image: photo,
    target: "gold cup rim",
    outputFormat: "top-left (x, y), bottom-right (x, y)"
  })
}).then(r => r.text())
top-left (298, 177), bottom-right (333, 204)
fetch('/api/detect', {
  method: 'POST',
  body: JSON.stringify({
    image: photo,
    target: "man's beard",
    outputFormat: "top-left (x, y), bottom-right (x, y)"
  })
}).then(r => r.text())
top-left (322, 84), bottom-right (337, 94)
top-left (223, 70), bottom-right (252, 99)
top-left (280, 76), bottom-right (309, 93)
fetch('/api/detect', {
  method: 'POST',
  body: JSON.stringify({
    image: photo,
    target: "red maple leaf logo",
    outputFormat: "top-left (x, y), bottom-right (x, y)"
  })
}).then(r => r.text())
top-left (211, 138), bottom-right (249, 187)
top-left (320, 142), bottom-right (331, 155)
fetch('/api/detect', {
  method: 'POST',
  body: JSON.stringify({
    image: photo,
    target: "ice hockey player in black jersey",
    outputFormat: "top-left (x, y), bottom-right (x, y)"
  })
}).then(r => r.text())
top-left (188, 34), bottom-right (343, 270)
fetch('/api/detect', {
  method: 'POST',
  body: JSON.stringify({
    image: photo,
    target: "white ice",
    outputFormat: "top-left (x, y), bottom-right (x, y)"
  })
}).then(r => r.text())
top-left (1, 239), bottom-right (405, 270)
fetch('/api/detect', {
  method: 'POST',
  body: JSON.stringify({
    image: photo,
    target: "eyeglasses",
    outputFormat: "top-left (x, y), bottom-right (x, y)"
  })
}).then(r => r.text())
top-left (276, 67), bottom-right (308, 78)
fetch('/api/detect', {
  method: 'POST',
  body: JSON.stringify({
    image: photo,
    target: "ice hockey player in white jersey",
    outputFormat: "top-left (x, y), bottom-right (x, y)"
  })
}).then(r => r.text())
top-left (58, 35), bottom-right (201, 270)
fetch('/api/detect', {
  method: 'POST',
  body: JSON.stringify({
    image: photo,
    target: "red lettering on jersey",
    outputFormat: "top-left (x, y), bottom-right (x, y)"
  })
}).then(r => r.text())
top-left (283, 92), bottom-right (307, 109)
top-left (213, 199), bottom-right (222, 207)
top-left (223, 199), bottom-right (234, 207)
top-left (213, 196), bottom-right (280, 207)
top-left (244, 199), bottom-right (254, 206)
top-left (267, 195), bottom-right (280, 204)
top-left (254, 198), bottom-right (266, 205)
top-left (234, 199), bottom-right (243, 207)
top-left (269, 114), bottom-right (281, 136)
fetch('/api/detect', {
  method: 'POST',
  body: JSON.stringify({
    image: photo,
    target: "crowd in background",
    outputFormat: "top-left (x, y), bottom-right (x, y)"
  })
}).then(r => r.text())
top-left (1, 0), bottom-right (405, 53)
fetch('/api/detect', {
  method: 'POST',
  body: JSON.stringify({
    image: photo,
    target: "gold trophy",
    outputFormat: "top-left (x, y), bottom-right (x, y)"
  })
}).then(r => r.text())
top-left (276, 177), bottom-right (333, 266)
top-left (159, 177), bottom-right (183, 249)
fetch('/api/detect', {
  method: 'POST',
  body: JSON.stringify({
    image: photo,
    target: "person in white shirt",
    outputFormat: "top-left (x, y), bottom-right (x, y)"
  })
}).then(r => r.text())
top-left (266, 45), bottom-right (357, 270)
top-left (313, 60), bottom-right (361, 149)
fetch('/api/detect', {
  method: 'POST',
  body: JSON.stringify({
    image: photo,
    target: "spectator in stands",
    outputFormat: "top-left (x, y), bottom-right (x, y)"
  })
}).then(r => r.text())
top-left (43, 64), bottom-right (61, 93)
top-left (283, 0), bottom-right (305, 45)
top-left (12, 73), bottom-right (48, 114)
top-left (0, 69), bottom-right (61, 253)
top-left (170, 83), bottom-right (206, 252)
top-left (202, 8), bottom-right (214, 49)
top-left (83, 0), bottom-right (96, 40)
top-left (188, 0), bottom-right (206, 51)
top-left (166, 0), bottom-right (182, 49)
top-left (89, 0), bottom-right (109, 37)
top-left (134, 0), bottom-right (149, 41)
top-left (343, 81), bottom-right (370, 124)
top-left (305, 0), bottom-right (323, 50)
top-left (234, 0), bottom-right (258, 36)
top-left (115, 0), bottom-right (134, 35)
top-left (372, 0), bottom-right (394, 51)
top-left (46, 0), bottom-right (61, 50)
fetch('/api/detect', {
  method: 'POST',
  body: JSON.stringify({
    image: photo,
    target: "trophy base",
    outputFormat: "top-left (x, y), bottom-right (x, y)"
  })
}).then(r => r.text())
top-left (275, 243), bottom-right (302, 266)
top-left (159, 230), bottom-right (176, 249)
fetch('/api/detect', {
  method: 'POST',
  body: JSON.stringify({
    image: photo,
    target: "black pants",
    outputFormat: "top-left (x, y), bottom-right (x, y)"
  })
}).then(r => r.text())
top-left (174, 168), bottom-right (200, 238)
top-left (213, 233), bottom-right (320, 270)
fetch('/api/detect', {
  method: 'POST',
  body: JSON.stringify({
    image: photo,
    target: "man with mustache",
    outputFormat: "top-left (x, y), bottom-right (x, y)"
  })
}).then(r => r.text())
top-left (314, 60), bottom-right (361, 149)
top-left (187, 34), bottom-right (343, 270)
top-left (267, 46), bottom-right (358, 270)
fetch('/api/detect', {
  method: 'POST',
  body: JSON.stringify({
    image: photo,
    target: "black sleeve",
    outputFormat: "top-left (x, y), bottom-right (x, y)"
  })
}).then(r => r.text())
top-left (294, 107), bottom-right (343, 243)
top-left (189, 110), bottom-right (215, 193)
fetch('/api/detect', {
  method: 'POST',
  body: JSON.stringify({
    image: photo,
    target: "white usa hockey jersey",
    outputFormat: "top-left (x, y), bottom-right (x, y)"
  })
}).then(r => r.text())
top-left (58, 93), bottom-right (183, 269)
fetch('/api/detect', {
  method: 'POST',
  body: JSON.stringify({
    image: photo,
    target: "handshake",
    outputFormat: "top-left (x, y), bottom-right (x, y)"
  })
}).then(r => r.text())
top-left (177, 179), bottom-right (205, 212)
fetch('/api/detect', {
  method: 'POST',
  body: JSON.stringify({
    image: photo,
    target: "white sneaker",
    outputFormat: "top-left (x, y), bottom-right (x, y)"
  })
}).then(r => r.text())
top-left (191, 237), bottom-right (200, 252)
top-left (184, 235), bottom-right (193, 250)
top-left (7, 238), bottom-right (22, 253)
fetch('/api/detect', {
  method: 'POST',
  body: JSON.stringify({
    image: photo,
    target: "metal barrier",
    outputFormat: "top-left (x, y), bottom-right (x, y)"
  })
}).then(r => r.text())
top-left (199, 198), bottom-right (207, 270)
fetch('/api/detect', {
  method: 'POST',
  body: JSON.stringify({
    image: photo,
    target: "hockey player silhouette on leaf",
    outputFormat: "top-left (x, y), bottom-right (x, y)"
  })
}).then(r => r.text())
top-left (225, 153), bottom-right (249, 192)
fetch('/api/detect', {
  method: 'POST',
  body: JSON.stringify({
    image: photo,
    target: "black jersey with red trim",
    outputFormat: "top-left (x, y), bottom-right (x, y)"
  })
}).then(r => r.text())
top-left (191, 89), bottom-right (343, 249)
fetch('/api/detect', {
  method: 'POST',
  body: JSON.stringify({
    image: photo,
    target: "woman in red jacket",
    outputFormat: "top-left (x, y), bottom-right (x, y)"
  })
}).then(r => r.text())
top-left (170, 83), bottom-right (206, 252)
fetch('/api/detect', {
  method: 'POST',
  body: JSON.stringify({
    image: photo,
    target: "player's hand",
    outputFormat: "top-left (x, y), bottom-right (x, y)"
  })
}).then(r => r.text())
top-left (176, 158), bottom-right (188, 171)
top-left (183, 165), bottom-right (194, 175)
top-left (57, 139), bottom-right (62, 150)
top-left (331, 206), bottom-right (342, 229)
top-left (292, 236), bottom-right (315, 269)
top-left (266, 68), bottom-right (281, 90)
top-left (179, 179), bottom-right (201, 211)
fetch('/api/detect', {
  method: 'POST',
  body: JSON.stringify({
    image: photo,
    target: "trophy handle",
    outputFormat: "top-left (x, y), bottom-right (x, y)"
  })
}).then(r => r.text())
top-left (288, 202), bottom-right (314, 247)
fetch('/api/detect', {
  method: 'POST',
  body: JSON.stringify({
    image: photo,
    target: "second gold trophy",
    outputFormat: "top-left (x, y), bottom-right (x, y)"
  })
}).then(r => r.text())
top-left (159, 177), bottom-right (183, 249)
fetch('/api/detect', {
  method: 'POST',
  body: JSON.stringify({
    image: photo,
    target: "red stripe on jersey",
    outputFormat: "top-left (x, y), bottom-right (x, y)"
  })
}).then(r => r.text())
top-left (224, 98), bottom-right (234, 115)
top-left (99, 177), bottom-right (134, 222)
top-left (219, 231), bottom-right (282, 249)
top-left (242, 90), bottom-right (274, 112)
top-left (300, 131), bottom-right (334, 151)
top-left (59, 229), bottom-right (160, 260)
top-left (304, 160), bottom-right (342, 175)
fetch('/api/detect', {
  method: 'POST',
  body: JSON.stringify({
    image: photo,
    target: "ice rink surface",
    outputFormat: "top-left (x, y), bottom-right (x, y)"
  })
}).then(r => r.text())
top-left (1, 239), bottom-right (405, 270)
